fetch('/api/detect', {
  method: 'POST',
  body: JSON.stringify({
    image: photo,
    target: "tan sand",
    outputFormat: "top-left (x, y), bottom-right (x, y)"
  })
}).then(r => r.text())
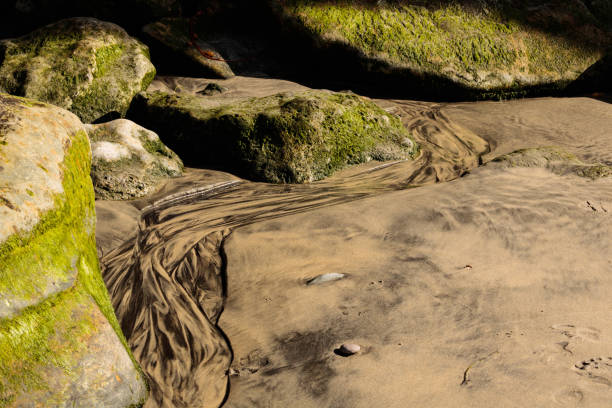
top-left (221, 165), bottom-right (612, 408)
top-left (96, 77), bottom-right (612, 407)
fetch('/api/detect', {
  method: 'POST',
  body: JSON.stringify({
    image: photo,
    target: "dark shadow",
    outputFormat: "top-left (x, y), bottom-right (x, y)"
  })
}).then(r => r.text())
top-left (564, 54), bottom-right (612, 97)
top-left (591, 93), bottom-right (612, 103)
top-left (333, 347), bottom-right (354, 357)
top-left (91, 111), bottom-right (122, 124)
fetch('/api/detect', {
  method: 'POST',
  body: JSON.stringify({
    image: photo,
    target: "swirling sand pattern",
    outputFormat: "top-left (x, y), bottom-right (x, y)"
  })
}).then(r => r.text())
top-left (101, 101), bottom-right (490, 408)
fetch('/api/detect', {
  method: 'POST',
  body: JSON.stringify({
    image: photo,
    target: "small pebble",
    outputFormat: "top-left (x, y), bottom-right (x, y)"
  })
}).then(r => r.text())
top-left (198, 82), bottom-right (228, 96)
top-left (338, 343), bottom-right (361, 356)
top-left (307, 273), bottom-right (345, 285)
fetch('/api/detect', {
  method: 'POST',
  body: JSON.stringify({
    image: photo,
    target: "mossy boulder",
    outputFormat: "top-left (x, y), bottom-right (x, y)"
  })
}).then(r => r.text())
top-left (85, 119), bottom-right (183, 200)
top-left (272, 0), bottom-right (611, 98)
top-left (127, 90), bottom-right (417, 183)
top-left (0, 17), bottom-right (156, 123)
top-left (0, 94), bottom-right (147, 406)
top-left (143, 17), bottom-right (235, 79)
top-left (490, 147), bottom-right (612, 179)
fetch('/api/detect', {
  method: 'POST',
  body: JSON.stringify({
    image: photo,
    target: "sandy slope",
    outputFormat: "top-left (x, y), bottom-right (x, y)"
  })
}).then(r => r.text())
top-left (96, 77), bottom-right (612, 407)
top-left (442, 97), bottom-right (612, 165)
top-left (221, 166), bottom-right (612, 408)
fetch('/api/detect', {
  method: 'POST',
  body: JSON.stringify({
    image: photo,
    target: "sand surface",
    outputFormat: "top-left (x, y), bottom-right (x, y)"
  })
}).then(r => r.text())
top-left (97, 77), bottom-right (612, 407)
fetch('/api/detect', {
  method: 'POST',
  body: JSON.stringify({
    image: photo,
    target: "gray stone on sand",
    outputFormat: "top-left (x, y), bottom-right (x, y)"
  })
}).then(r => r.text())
top-left (307, 272), bottom-right (346, 285)
top-left (198, 82), bottom-right (228, 96)
top-left (142, 18), bottom-right (235, 79)
top-left (338, 343), bottom-right (361, 356)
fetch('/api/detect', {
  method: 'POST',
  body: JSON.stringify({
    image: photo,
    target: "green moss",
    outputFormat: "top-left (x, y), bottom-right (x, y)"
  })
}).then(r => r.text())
top-left (0, 128), bottom-right (141, 394)
top-left (141, 134), bottom-right (174, 158)
top-left (291, 3), bottom-right (517, 71)
top-left (575, 164), bottom-right (612, 179)
top-left (95, 44), bottom-right (125, 78)
top-left (492, 146), bottom-right (580, 166)
top-left (0, 31), bottom-right (89, 107)
top-left (523, 33), bottom-right (597, 76)
top-left (93, 155), bottom-right (144, 172)
top-left (140, 46), bottom-right (151, 61)
top-left (141, 68), bottom-right (156, 91)
top-left (131, 90), bottom-right (416, 182)
top-left (283, 1), bottom-right (603, 92)
top-left (71, 80), bottom-right (121, 123)
top-left (492, 147), bottom-right (612, 179)
top-left (88, 126), bottom-right (122, 144)
top-left (0, 285), bottom-right (97, 405)
top-left (0, 130), bottom-right (93, 301)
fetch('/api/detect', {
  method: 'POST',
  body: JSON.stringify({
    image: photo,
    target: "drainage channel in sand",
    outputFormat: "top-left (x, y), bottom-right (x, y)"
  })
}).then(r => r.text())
top-left (100, 101), bottom-right (492, 407)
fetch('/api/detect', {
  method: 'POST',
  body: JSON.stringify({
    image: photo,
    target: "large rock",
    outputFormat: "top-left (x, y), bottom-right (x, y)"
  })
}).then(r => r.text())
top-left (271, 0), bottom-right (612, 98)
top-left (0, 17), bottom-right (156, 123)
top-left (127, 90), bottom-right (418, 183)
top-left (85, 119), bottom-right (183, 200)
top-left (143, 18), bottom-right (235, 79)
top-left (0, 94), bottom-right (147, 406)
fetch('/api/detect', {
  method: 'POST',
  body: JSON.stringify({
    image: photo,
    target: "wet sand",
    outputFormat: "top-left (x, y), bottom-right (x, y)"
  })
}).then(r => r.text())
top-left (96, 77), bottom-right (612, 407)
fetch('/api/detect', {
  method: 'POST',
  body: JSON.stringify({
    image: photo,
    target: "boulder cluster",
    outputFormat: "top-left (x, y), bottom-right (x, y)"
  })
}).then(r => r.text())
top-left (0, 1), bottom-right (610, 407)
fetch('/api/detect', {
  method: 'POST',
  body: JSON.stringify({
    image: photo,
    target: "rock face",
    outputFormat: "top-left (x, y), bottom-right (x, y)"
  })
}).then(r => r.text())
top-left (0, 94), bottom-right (147, 406)
top-left (127, 90), bottom-right (418, 183)
top-left (85, 119), bottom-right (183, 200)
top-left (143, 18), bottom-right (235, 79)
top-left (0, 17), bottom-right (156, 123)
top-left (271, 0), bottom-right (611, 98)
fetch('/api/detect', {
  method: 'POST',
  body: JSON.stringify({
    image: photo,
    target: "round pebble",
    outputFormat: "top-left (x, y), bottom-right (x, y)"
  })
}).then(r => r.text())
top-left (339, 343), bottom-right (361, 356)
top-left (307, 273), bottom-right (345, 285)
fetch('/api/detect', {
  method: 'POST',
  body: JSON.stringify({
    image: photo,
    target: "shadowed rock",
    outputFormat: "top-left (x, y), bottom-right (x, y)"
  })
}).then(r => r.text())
top-left (143, 17), bottom-right (235, 79)
top-left (127, 89), bottom-right (418, 183)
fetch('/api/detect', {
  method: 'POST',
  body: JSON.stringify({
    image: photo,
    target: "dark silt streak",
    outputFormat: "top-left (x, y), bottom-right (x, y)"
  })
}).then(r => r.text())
top-left (100, 102), bottom-right (490, 408)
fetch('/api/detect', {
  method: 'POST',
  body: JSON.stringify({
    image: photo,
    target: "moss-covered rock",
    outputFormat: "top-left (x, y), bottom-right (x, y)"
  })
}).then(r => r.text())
top-left (127, 90), bottom-right (417, 183)
top-left (0, 94), bottom-right (147, 406)
top-left (143, 17), bottom-right (235, 79)
top-left (85, 119), bottom-right (183, 200)
top-left (490, 146), bottom-right (612, 179)
top-left (272, 0), bottom-right (611, 98)
top-left (0, 17), bottom-right (156, 123)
